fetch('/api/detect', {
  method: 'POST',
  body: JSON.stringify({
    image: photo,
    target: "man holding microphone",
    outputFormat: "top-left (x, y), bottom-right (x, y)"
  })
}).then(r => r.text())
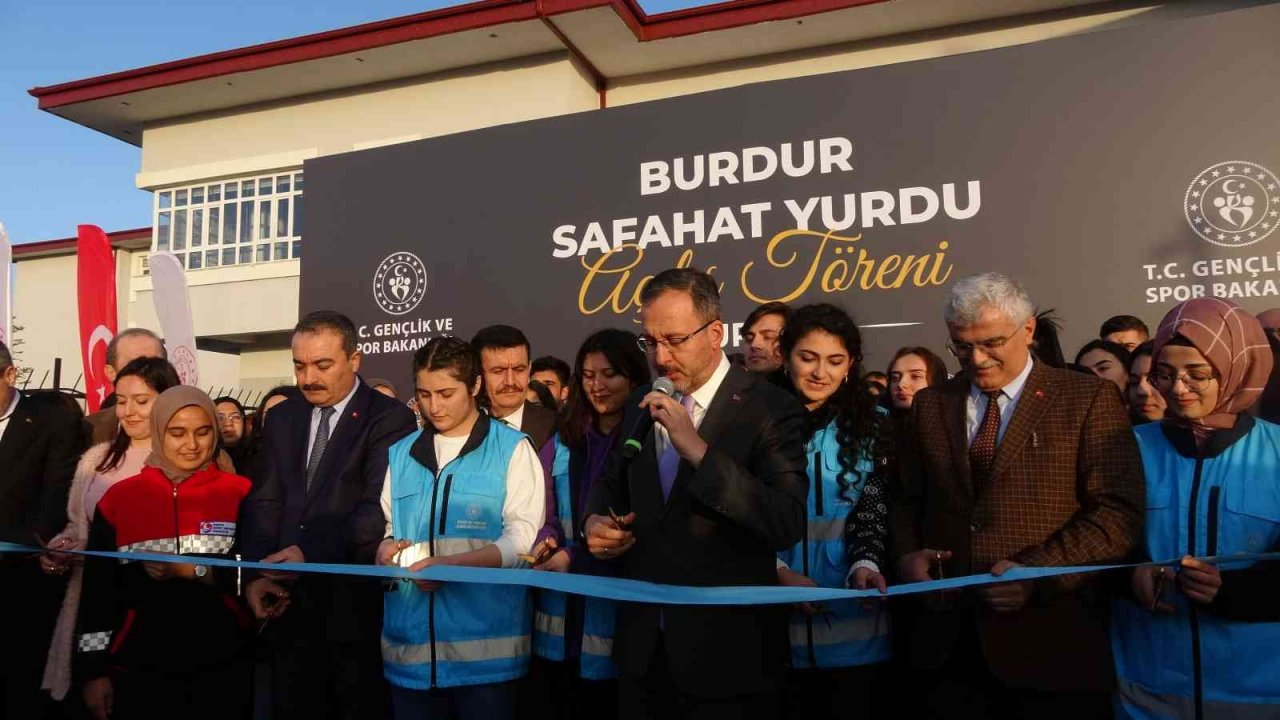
top-left (584, 269), bottom-right (809, 719)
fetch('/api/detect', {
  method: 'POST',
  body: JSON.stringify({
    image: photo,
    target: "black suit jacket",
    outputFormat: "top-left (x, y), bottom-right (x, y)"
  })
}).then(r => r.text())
top-left (0, 392), bottom-right (87, 544)
top-left (241, 380), bottom-right (416, 639)
top-left (584, 364), bottom-right (808, 698)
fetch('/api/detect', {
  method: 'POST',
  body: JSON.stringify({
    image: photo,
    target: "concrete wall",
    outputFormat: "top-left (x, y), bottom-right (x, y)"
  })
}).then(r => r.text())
top-left (137, 52), bottom-right (600, 189)
top-left (610, 2), bottom-right (1251, 107)
top-left (12, 254), bottom-right (83, 389)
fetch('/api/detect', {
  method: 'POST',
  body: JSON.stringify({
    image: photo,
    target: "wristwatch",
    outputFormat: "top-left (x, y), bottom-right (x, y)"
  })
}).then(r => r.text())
top-left (193, 565), bottom-right (209, 578)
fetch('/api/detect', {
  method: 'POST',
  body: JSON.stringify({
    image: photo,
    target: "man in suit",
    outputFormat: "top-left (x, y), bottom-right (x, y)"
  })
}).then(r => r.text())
top-left (894, 272), bottom-right (1144, 719)
top-left (241, 311), bottom-right (416, 720)
top-left (85, 328), bottom-right (166, 444)
top-left (471, 324), bottom-right (561, 544)
top-left (584, 269), bottom-right (808, 719)
top-left (0, 341), bottom-right (87, 718)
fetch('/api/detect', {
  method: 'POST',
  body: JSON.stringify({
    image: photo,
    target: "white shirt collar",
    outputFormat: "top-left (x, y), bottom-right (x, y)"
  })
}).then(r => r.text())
top-left (0, 390), bottom-right (20, 421)
top-left (316, 378), bottom-right (360, 417)
top-left (688, 352), bottom-right (732, 411)
top-left (970, 356), bottom-right (1034, 401)
top-left (496, 402), bottom-right (525, 430)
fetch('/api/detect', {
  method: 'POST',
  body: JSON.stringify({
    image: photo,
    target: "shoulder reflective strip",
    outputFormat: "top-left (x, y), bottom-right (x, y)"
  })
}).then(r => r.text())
top-left (789, 614), bottom-right (885, 647)
top-left (535, 610), bottom-right (565, 637)
top-left (77, 631), bottom-right (112, 653)
top-left (382, 634), bottom-right (530, 664)
top-left (582, 634), bottom-right (613, 658)
top-left (808, 517), bottom-right (844, 543)
top-left (118, 534), bottom-right (234, 560)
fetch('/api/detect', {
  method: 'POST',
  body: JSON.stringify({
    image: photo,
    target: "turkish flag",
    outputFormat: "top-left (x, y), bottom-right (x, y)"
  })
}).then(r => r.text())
top-left (77, 225), bottom-right (118, 413)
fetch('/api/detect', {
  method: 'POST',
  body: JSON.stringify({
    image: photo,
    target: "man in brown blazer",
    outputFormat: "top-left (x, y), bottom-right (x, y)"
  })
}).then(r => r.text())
top-left (894, 272), bottom-right (1144, 719)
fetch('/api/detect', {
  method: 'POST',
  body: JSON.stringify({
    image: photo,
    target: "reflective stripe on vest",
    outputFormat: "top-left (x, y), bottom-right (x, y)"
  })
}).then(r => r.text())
top-left (382, 634), bottom-right (531, 665)
top-left (582, 634), bottom-right (613, 658)
top-left (788, 612), bottom-right (884, 648)
top-left (535, 609), bottom-right (565, 638)
top-left (1118, 678), bottom-right (1280, 720)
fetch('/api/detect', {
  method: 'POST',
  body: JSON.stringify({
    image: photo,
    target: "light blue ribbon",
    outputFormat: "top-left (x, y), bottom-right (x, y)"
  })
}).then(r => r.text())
top-left (4, 542), bottom-right (1276, 606)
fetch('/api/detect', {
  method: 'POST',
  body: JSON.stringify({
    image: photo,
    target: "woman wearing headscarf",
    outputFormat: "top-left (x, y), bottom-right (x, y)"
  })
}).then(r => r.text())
top-left (76, 387), bottom-right (254, 720)
top-left (1112, 297), bottom-right (1280, 719)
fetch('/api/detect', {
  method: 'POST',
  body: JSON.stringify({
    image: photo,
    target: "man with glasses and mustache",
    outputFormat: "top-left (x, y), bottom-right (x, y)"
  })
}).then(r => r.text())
top-left (892, 272), bottom-right (1144, 719)
top-left (583, 268), bottom-right (808, 719)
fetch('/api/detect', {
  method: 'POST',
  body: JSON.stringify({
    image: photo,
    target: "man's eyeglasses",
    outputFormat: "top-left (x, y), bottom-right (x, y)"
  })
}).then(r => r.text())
top-left (1148, 370), bottom-right (1217, 392)
top-left (637, 319), bottom-right (715, 354)
top-left (946, 335), bottom-right (1012, 359)
top-left (216, 413), bottom-right (244, 423)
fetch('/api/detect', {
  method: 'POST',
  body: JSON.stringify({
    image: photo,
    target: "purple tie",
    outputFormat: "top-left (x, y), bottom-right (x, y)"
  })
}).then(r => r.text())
top-left (658, 394), bottom-right (697, 502)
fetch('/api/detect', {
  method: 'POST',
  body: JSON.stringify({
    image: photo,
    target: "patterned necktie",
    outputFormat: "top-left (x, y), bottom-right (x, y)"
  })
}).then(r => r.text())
top-left (306, 406), bottom-right (335, 492)
top-left (658, 394), bottom-right (697, 502)
top-left (969, 390), bottom-right (1003, 484)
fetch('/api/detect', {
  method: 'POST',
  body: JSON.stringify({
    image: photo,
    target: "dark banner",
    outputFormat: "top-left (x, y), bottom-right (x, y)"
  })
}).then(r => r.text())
top-left (302, 3), bottom-right (1280, 388)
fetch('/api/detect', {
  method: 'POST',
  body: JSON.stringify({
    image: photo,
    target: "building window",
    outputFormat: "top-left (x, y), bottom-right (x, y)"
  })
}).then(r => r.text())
top-left (153, 171), bottom-right (304, 270)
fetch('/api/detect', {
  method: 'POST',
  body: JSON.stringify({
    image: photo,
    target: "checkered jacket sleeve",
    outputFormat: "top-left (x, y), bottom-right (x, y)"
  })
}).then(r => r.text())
top-left (75, 512), bottom-right (124, 681)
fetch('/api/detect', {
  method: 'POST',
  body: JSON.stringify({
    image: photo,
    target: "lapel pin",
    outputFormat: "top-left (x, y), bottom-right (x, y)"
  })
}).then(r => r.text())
top-left (1034, 390), bottom-right (1045, 399)
top-left (1032, 432), bottom-right (1038, 448)
top-left (352, 411), bottom-right (360, 418)
top-left (732, 392), bottom-right (742, 403)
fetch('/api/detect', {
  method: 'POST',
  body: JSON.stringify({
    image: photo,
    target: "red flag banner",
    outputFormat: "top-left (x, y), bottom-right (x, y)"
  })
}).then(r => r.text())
top-left (77, 225), bottom-right (117, 412)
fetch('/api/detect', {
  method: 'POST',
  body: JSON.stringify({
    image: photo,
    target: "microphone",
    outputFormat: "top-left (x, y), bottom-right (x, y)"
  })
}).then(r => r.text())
top-left (620, 377), bottom-right (681, 459)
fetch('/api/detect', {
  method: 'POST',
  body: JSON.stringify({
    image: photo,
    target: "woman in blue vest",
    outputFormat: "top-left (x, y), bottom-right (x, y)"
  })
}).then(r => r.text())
top-left (1112, 297), bottom-right (1280, 719)
top-left (378, 336), bottom-right (547, 719)
top-left (524, 328), bottom-right (650, 720)
top-left (775, 303), bottom-right (892, 719)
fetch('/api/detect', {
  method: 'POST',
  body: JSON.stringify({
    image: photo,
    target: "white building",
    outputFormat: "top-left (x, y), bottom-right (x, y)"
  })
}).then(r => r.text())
top-left (15, 0), bottom-right (1253, 394)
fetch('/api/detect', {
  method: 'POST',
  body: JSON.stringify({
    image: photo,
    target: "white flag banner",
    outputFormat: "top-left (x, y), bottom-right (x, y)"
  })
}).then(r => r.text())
top-left (0, 222), bottom-right (10, 348)
top-left (148, 252), bottom-right (199, 386)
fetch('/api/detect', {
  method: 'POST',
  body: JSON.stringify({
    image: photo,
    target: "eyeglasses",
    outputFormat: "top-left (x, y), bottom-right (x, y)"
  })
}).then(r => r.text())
top-left (216, 413), bottom-right (244, 423)
top-left (1148, 369), bottom-right (1218, 392)
top-left (637, 319), bottom-right (715, 354)
top-left (946, 335), bottom-right (1012, 358)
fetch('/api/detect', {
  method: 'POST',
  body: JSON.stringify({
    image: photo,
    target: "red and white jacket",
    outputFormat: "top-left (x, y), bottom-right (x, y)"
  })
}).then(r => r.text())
top-left (76, 465), bottom-right (253, 678)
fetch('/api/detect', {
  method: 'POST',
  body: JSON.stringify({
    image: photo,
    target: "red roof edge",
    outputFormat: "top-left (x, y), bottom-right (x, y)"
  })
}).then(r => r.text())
top-left (13, 227), bottom-right (152, 257)
top-left (29, 0), bottom-right (890, 109)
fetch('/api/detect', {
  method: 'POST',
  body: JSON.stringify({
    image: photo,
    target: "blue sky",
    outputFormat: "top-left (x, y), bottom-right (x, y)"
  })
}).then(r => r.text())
top-left (0, 0), bottom-right (699, 245)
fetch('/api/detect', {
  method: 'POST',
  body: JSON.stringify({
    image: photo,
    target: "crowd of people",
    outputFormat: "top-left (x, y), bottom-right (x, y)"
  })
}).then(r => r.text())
top-left (1, 268), bottom-right (1278, 720)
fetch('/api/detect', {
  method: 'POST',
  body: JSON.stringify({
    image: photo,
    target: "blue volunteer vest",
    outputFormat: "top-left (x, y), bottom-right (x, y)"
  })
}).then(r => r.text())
top-left (382, 419), bottom-right (534, 690)
top-left (778, 416), bottom-right (891, 669)
top-left (532, 434), bottom-right (619, 680)
top-left (1112, 419), bottom-right (1280, 719)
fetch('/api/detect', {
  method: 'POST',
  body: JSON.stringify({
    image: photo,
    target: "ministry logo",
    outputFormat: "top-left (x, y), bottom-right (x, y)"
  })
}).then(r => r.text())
top-left (373, 252), bottom-right (428, 316)
top-left (1185, 161), bottom-right (1279, 248)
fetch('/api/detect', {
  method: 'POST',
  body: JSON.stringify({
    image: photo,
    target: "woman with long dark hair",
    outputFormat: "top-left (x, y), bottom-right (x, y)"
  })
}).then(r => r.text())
top-left (775, 303), bottom-right (891, 719)
top-left (39, 357), bottom-right (181, 703)
top-left (1125, 340), bottom-right (1165, 425)
top-left (526, 329), bottom-right (651, 719)
top-left (886, 346), bottom-right (948, 414)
